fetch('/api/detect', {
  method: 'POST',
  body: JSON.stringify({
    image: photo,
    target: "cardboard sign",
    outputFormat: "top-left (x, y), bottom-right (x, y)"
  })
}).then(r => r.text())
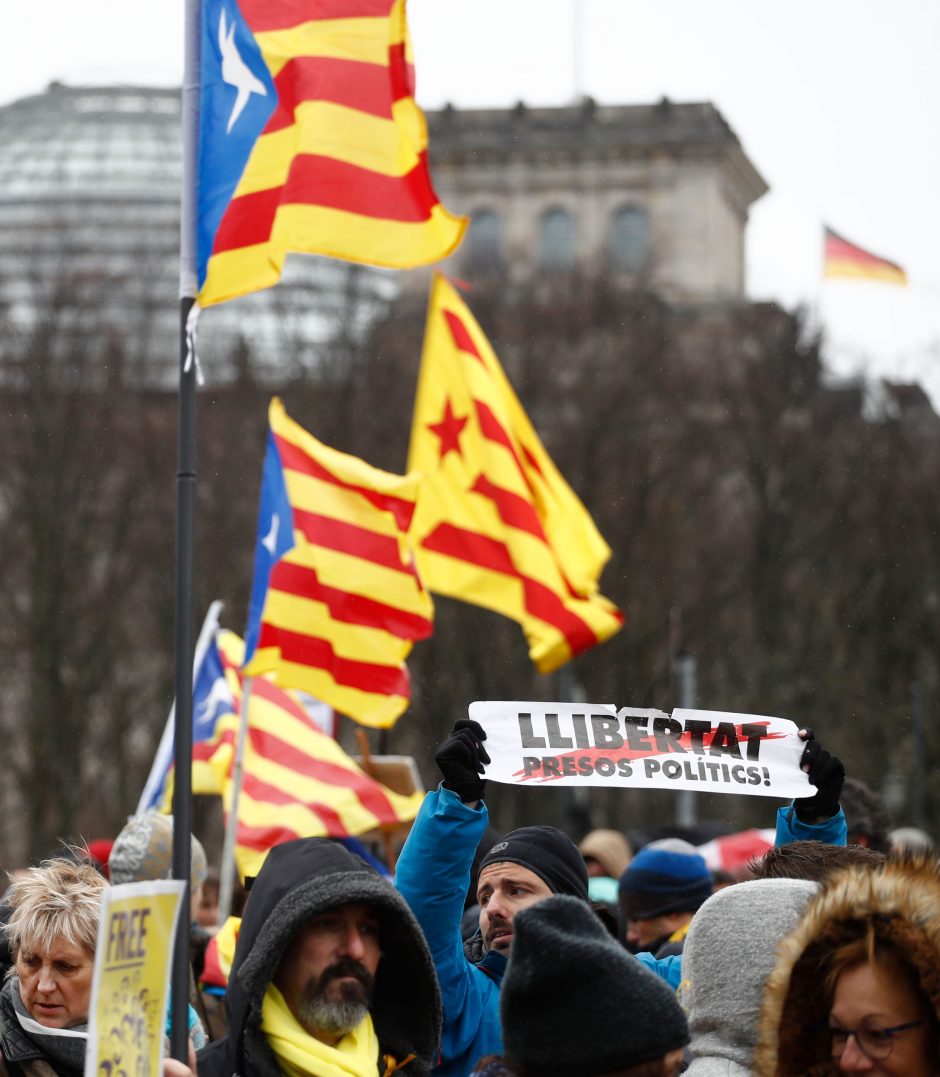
top-left (470, 701), bottom-right (813, 799)
top-left (84, 880), bottom-right (186, 1077)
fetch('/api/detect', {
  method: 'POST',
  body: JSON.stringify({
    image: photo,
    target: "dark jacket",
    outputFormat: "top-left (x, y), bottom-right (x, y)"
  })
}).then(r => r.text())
top-left (197, 839), bottom-right (441, 1077)
top-left (0, 980), bottom-right (82, 1077)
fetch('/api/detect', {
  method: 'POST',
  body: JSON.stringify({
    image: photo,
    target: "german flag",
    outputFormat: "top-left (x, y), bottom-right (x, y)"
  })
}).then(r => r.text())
top-left (824, 226), bottom-right (907, 285)
top-left (408, 276), bottom-right (623, 673)
top-left (244, 399), bottom-right (433, 728)
top-left (205, 630), bottom-right (423, 879)
top-left (196, 0), bottom-right (466, 306)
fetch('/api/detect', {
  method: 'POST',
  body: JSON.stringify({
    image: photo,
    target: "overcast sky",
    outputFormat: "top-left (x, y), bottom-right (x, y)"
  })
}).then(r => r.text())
top-left (5, 1), bottom-right (939, 399)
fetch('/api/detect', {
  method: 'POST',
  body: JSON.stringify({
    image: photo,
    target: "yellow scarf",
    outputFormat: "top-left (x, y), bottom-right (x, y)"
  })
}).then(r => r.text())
top-left (261, 982), bottom-right (384, 1077)
top-left (214, 915), bottom-right (240, 981)
top-left (668, 920), bottom-right (692, 944)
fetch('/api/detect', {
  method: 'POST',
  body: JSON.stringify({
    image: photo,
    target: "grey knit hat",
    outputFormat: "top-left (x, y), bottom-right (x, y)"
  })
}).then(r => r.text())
top-left (109, 811), bottom-right (207, 896)
top-left (501, 895), bottom-right (689, 1076)
top-left (682, 879), bottom-right (819, 1077)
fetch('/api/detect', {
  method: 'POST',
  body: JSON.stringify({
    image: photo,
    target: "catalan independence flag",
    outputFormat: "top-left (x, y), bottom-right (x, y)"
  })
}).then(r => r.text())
top-left (244, 398), bottom-right (433, 728)
top-left (137, 606), bottom-right (239, 814)
top-left (824, 226), bottom-right (908, 285)
top-left (192, 628), bottom-right (247, 798)
top-left (408, 276), bottom-right (623, 673)
top-left (196, 0), bottom-right (466, 306)
top-left (200, 631), bottom-right (424, 878)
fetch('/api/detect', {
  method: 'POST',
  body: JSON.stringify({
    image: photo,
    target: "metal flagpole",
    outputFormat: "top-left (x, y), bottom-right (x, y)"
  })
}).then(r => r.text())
top-left (674, 653), bottom-right (697, 827)
top-left (172, 0), bottom-right (201, 1061)
top-left (218, 676), bottom-right (254, 922)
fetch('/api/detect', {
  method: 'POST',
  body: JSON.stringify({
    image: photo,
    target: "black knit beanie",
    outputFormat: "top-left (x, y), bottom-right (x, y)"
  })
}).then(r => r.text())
top-left (478, 826), bottom-right (589, 901)
top-left (501, 895), bottom-right (690, 1077)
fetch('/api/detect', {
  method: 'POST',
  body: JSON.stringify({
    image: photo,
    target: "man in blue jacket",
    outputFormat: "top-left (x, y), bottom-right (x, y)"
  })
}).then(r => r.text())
top-left (396, 720), bottom-right (590, 1076)
top-left (396, 721), bottom-right (846, 1075)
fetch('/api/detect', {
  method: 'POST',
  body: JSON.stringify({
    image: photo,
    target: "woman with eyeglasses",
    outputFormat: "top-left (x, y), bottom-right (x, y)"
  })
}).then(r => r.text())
top-left (753, 857), bottom-right (940, 1075)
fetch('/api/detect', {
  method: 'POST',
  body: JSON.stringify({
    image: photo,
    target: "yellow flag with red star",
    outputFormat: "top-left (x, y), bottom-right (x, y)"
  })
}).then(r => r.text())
top-left (407, 275), bottom-right (623, 672)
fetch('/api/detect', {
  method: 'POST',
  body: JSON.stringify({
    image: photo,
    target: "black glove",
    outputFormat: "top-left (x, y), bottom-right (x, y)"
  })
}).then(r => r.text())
top-left (435, 719), bottom-right (490, 803)
top-left (795, 728), bottom-right (845, 822)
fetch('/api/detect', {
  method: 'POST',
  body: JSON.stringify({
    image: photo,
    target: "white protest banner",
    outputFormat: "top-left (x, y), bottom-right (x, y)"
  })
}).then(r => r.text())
top-left (470, 701), bottom-right (813, 799)
top-left (84, 880), bottom-right (186, 1077)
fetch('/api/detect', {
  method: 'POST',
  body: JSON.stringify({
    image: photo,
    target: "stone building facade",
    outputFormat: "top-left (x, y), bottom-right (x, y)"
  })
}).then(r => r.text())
top-left (424, 97), bottom-right (768, 303)
top-left (0, 84), bottom-right (767, 381)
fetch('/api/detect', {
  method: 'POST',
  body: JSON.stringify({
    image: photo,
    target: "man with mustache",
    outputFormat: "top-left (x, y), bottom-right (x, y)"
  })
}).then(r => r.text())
top-left (396, 720), bottom-right (590, 1077)
top-left (198, 838), bottom-right (441, 1077)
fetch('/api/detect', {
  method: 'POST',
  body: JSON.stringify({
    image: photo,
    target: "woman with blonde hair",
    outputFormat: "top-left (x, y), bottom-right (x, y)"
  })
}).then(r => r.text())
top-left (754, 857), bottom-right (940, 1076)
top-left (1, 857), bottom-right (107, 1077)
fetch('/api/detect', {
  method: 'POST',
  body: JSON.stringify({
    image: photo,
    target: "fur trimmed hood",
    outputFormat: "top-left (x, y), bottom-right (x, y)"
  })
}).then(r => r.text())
top-left (753, 856), bottom-right (940, 1076)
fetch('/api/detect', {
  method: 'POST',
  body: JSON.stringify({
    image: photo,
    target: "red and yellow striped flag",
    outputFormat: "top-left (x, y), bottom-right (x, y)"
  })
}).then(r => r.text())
top-left (197, 0), bottom-right (466, 306)
top-left (203, 631), bottom-right (423, 879)
top-left (245, 399), bottom-right (433, 728)
top-left (408, 276), bottom-right (623, 673)
top-left (824, 226), bottom-right (908, 285)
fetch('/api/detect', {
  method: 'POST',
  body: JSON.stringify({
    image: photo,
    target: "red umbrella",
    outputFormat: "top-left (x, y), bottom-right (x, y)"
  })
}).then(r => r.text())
top-left (697, 828), bottom-right (775, 877)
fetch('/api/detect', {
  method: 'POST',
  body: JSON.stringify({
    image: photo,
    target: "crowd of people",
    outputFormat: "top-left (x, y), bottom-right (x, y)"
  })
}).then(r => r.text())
top-left (1, 722), bottom-right (939, 1077)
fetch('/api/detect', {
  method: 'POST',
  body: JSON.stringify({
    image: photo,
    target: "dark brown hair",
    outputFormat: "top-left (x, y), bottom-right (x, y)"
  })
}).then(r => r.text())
top-left (748, 840), bottom-right (885, 883)
top-left (823, 927), bottom-right (931, 1011)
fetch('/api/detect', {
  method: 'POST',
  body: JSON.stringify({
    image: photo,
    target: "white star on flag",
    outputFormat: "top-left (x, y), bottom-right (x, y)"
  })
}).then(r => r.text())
top-left (219, 8), bottom-right (267, 134)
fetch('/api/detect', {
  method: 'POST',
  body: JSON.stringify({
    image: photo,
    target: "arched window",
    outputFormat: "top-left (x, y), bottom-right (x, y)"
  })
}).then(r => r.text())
top-left (464, 209), bottom-right (502, 273)
top-left (609, 206), bottom-right (649, 272)
top-left (538, 207), bottom-right (576, 269)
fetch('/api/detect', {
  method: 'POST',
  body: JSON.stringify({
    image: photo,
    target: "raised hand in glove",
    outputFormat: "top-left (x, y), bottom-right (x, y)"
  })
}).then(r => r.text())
top-left (795, 728), bottom-right (845, 823)
top-left (435, 719), bottom-right (491, 804)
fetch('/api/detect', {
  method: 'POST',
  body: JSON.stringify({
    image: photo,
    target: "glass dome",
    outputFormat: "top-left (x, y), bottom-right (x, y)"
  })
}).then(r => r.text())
top-left (0, 82), bottom-right (396, 383)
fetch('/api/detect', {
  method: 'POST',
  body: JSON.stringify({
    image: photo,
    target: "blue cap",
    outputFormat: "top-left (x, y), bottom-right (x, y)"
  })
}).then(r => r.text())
top-left (619, 838), bottom-right (712, 919)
